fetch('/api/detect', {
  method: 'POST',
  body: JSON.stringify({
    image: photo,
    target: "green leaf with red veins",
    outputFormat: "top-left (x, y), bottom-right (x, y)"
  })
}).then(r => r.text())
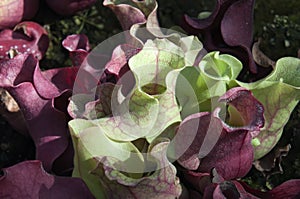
top-left (145, 86), bottom-right (181, 143)
top-left (69, 119), bottom-right (144, 198)
top-left (175, 51), bottom-right (242, 119)
top-left (199, 51), bottom-right (243, 82)
top-left (251, 83), bottom-right (298, 159)
top-left (95, 88), bottom-right (159, 141)
top-left (126, 38), bottom-right (196, 141)
top-left (128, 38), bottom-right (185, 88)
top-left (179, 36), bottom-right (203, 66)
top-left (69, 119), bottom-right (182, 198)
top-left (175, 66), bottom-right (216, 118)
top-left (68, 83), bottom-right (115, 119)
top-left (71, 41), bottom-right (188, 142)
top-left (68, 94), bottom-right (96, 119)
top-left (93, 83), bottom-right (180, 142)
top-left (237, 57), bottom-right (300, 159)
top-left (91, 140), bottom-right (182, 199)
top-left (69, 119), bottom-right (107, 198)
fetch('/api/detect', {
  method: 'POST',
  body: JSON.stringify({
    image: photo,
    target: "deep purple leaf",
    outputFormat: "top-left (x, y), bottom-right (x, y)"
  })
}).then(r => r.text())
top-left (103, 0), bottom-right (165, 44)
top-left (102, 44), bottom-right (139, 96)
top-left (0, 88), bottom-right (28, 135)
top-left (237, 181), bottom-right (267, 198)
top-left (185, 189), bottom-right (202, 199)
top-left (62, 34), bottom-right (91, 66)
top-left (253, 144), bottom-right (290, 175)
top-left (197, 171), bottom-right (260, 199)
top-left (0, 0), bottom-right (39, 29)
top-left (221, 0), bottom-right (254, 47)
top-left (176, 87), bottom-right (264, 180)
top-left (0, 21), bottom-right (49, 60)
top-left (45, 0), bottom-right (97, 16)
top-left (42, 67), bottom-right (79, 92)
top-left (184, 0), bottom-right (257, 73)
top-left (201, 183), bottom-right (217, 199)
top-left (218, 87), bottom-right (264, 133)
top-left (252, 38), bottom-right (275, 69)
top-left (103, 0), bottom-right (147, 31)
top-left (0, 54), bottom-right (78, 173)
top-left (208, 181), bottom-right (261, 199)
top-left (105, 44), bottom-right (140, 78)
top-left (43, 65), bottom-right (99, 95)
top-left (0, 160), bottom-right (94, 199)
top-left (240, 179), bottom-right (300, 199)
top-left (181, 170), bottom-right (211, 194)
top-left (183, 170), bottom-right (300, 198)
top-left (23, 0), bottom-right (40, 19)
top-left (213, 182), bottom-right (241, 199)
